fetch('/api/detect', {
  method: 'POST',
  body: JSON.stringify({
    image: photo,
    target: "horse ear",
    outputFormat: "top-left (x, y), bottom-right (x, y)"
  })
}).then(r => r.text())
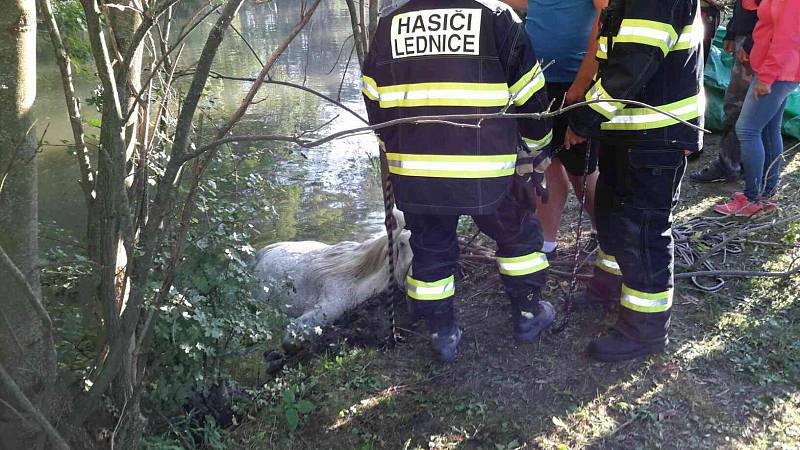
top-left (392, 207), bottom-right (405, 229)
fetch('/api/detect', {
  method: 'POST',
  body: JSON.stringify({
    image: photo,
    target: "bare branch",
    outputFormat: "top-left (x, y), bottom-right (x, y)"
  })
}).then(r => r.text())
top-left (229, 22), bottom-right (264, 67)
top-left (123, 4), bottom-right (221, 124)
top-left (190, 97), bottom-right (710, 158)
top-left (120, 0), bottom-right (183, 73)
top-left (0, 363), bottom-right (69, 450)
top-left (344, 0), bottom-right (366, 66)
top-left (81, 0), bottom-right (124, 120)
top-left (200, 71), bottom-right (368, 123)
top-left (208, 0), bottom-right (323, 151)
top-left (38, 0), bottom-right (95, 205)
top-left (0, 245), bottom-right (54, 347)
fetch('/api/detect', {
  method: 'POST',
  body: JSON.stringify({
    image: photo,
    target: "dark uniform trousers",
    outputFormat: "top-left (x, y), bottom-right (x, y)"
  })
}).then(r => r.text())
top-left (404, 192), bottom-right (547, 329)
top-left (589, 143), bottom-right (687, 343)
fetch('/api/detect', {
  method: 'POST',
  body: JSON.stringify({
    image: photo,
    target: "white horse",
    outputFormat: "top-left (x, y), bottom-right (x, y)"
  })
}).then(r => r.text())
top-left (252, 210), bottom-right (412, 352)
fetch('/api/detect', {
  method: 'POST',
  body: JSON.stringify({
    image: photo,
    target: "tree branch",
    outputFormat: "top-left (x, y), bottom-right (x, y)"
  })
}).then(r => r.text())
top-left (344, 0), bottom-right (365, 66)
top-left (0, 363), bottom-right (69, 450)
top-left (200, 71), bottom-right (368, 124)
top-left (0, 243), bottom-right (54, 346)
top-left (71, 0), bottom-right (246, 423)
top-left (81, 0), bottom-right (124, 120)
top-left (189, 97), bottom-right (710, 159)
top-left (38, 0), bottom-right (95, 206)
top-left (206, 0), bottom-right (323, 153)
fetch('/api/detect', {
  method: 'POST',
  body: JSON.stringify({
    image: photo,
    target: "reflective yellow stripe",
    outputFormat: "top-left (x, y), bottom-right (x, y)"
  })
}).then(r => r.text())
top-left (386, 152), bottom-right (516, 178)
top-left (509, 63), bottom-right (546, 106)
top-left (362, 75), bottom-right (380, 101)
top-left (673, 3), bottom-right (703, 51)
top-left (595, 248), bottom-right (622, 276)
top-left (601, 93), bottom-right (704, 131)
top-left (596, 36), bottom-right (608, 60)
top-left (621, 285), bottom-right (672, 313)
top-left (672, 18), bottom-right (704, 51)
top-left (614, 19), bottom-right (678, 56)
top-left (407, 275), bottom-right (455, 301)
top-left (522, 130), bottom-right (553, 152)
top-left (496, 252), bottom-right (549, 276)
top-left (586, 79), bottom-right (625, 120)
top-left (362, 78), bottom-right (511, 108)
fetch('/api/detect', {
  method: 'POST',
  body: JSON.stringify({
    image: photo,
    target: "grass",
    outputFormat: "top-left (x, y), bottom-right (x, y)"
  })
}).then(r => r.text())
top-left (227, 138), bottom-right (800, 449)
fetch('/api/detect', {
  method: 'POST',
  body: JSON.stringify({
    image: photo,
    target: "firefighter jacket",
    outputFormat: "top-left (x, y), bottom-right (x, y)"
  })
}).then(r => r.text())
top-left (361, 0), bottom-right (552, 215)
top-left (570, 0), bottom-right (705, 150)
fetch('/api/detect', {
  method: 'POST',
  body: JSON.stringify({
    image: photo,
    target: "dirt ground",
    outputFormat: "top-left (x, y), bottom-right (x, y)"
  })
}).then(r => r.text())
top-left (233, 136), bottom-right (800, 449)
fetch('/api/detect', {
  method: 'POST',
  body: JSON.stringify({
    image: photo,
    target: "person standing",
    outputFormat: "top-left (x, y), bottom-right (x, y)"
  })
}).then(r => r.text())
top-left (700, 1), bottom-right (721, 63)
top-left (714, 0), bottom-right (800, 216)
top-left (362, 0), bottom-right (555, 362)
top-left (690, 0), bottom-right (758, 183)
top-left (565, 0), bottom-right (705, 362)
top-left (503, 0), bottom-right (607, 258)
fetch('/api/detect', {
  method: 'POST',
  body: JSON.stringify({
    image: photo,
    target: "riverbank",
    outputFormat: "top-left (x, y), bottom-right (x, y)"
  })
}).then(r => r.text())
top-left (230, 136), bottom-right (800, 449)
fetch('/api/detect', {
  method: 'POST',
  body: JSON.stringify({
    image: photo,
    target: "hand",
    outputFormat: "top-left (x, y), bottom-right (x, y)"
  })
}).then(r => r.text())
top-left (753, 80), bottom-right (772, 99)
top-left (723, 39), bottom-right (736, 54)
top-left (738, 48), bottom-right (750, 64)
top-left (565, 82), bottom-right (586, 105)
top-left (564, 127), bottom-right (587, 150)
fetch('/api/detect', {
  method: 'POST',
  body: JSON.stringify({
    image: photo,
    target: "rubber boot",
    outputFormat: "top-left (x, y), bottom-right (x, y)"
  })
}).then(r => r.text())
top-left (431, 324), bottom-right (463, 363)
top-left (509, 288), bottom-right (555, 343)
top-left (423, 301), bottom-right (462, 363)
top-left (587, 329), bottom-right (667, 362)
top-left (514, 301), bottom-right (556, 343)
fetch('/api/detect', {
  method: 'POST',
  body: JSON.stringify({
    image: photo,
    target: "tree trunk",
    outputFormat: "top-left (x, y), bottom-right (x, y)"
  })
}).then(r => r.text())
top-left (0, 1), bottom-right (59, 448)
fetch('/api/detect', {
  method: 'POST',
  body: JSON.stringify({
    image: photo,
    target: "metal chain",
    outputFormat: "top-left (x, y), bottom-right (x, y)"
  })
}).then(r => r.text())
top-left (378, 142), bottom-right (399, 345)
top-left (552, 138), bottom-right (593, 334)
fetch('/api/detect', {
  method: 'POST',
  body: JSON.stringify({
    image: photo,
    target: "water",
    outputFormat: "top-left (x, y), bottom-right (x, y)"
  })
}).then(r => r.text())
top-left (35, 1), bottom-right (384, 249)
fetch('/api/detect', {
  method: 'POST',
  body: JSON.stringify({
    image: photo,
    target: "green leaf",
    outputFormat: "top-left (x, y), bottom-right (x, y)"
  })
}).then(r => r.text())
top-left (282, 389), bottom-right (296, 404)
top-left (285, 407), bottom-right (299, 431)
top-left (296, 400), bottom-right (314, 414)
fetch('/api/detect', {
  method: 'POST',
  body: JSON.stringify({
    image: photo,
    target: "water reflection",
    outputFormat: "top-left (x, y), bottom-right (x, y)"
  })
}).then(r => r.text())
top-left (35, 0), bottom-right (383, 249)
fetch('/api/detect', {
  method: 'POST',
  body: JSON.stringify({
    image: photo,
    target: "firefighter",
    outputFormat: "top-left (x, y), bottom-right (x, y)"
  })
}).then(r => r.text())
top-left (564, 0), bottom-right (704, 362)
top-left (362, 0), bottom-right (555, 362)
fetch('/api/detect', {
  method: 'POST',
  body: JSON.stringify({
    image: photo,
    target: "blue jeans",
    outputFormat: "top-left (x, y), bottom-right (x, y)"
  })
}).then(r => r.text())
top-left (736, 80), bottom-right (799, 201)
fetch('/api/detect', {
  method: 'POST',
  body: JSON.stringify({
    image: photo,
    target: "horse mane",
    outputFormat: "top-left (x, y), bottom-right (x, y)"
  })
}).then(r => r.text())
top-left (314, 234), bottom-right (389, 281)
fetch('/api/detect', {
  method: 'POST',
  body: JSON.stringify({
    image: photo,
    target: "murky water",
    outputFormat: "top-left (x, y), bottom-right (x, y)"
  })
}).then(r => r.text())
top-left (35, 1), bottom-right (383, 249)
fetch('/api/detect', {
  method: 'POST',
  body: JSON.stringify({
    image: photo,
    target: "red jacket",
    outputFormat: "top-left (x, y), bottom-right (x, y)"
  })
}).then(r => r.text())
top-left (748, 0), bottom-right (800, 84)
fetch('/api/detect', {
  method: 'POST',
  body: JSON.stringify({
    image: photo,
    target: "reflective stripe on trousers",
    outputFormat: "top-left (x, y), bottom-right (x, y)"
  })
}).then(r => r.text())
top-left (595, 247), bottom-right (622, 276)
top-left (621, 285), bottom-right (673, 313)
top-left (407, 274), bottom-right (455, 301)
top-left (496, 252), bottom-right (549, 277)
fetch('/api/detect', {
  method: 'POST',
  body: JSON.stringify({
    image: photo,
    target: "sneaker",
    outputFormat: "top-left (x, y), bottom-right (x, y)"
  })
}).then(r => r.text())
top-left (733, 201), bottom-right (765, 217)
top-left (587, 329), bottom-right (667, 362)
top-left (714, 192), bottom-right (750, 216)
top-left (431, 325), bottom-right (463, 363)
top-left (514, 301), bottom-right (556, 343)
top-left (690, 164), bottom-right (739, 183)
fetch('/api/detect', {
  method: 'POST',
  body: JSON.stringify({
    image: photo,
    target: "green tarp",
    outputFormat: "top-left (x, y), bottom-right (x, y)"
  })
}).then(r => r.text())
top-left (704, 28), bottom-right (800, 138)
